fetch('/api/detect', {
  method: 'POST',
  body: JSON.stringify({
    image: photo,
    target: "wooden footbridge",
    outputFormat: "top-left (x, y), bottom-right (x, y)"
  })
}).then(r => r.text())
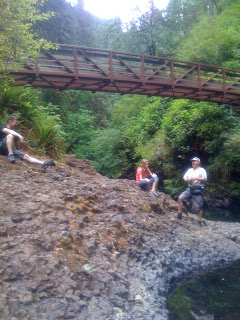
top-left (5, 44), bottom-right (240, 106)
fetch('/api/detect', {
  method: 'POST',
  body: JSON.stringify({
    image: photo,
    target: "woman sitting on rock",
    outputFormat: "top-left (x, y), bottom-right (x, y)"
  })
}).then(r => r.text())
top-left (136, 159), bottom-right (159, 196)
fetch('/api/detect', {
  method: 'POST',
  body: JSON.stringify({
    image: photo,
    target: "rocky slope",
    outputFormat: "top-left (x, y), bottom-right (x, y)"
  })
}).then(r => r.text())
top-left (0, 155), bottom-right (240, 320)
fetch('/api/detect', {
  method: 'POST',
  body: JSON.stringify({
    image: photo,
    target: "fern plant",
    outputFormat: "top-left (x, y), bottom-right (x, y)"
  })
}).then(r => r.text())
top-left (0, 84), bottom-right (65, 158)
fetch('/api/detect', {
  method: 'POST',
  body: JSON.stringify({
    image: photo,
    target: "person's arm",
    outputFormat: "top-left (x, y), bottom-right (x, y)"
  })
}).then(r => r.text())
top-left (191, 177), bottom-right (207, 182)
top-left (183, 170), bottom-right (190, 182)
top-left (2, 128), bottom-right (24, 142)
top-left (184, 176), bottom-right (206, 182)
top-left (148, 168), bottom-right (153, 178)
top-left (139, 173), bottom-right (150, 182)
top-left (184, 169), bottom-right (207, 182)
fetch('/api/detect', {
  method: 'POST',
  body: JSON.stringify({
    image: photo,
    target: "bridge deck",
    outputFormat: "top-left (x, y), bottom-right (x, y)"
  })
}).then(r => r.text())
top-left (6, 44), bottom-right (240, 106)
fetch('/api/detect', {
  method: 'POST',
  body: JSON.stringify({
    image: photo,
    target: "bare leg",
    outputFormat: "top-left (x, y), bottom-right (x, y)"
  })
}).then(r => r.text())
top-left (23, 154), bottom-right (43, 165)
top-left (178, 198), bottom-right (184, 213)
top-left (151, 180), bottom-right (158, 192)
top-left (198, 209), bottom-right (203, 221)
top-left (6, 134), bottom-right (14, 154)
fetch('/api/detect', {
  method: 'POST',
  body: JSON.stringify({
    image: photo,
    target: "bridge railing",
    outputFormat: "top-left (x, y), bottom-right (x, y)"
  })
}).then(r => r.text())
top-left (5, 44), bottom-right (240, 105)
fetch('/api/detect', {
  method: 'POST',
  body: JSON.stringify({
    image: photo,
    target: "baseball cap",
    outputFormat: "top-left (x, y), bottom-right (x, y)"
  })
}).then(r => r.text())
top-left (191, 157), bottom-right (200, 162)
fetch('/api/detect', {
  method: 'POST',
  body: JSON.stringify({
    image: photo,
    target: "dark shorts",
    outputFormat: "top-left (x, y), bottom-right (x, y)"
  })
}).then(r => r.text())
top-left (0, 137), bottom-right (8, 155)
top-left (179, 188), bottom-right (204, 212)
top-left (0, 137), bottom-right (25, 159)
top-left (137, 177), bottom-right (159, 190)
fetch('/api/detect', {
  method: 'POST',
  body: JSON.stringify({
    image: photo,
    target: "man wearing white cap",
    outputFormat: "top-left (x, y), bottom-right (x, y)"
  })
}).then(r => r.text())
top-left (176, 157), bottom-right (207, 227)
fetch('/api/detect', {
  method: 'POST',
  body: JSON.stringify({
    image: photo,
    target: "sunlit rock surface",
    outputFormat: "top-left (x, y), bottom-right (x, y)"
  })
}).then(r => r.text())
top-left (0, 154), bottom-right (240, 320)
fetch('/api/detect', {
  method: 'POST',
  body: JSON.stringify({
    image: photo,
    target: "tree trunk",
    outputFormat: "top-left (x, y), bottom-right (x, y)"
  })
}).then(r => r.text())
top-left (209, 0), bottom-right (213, 16)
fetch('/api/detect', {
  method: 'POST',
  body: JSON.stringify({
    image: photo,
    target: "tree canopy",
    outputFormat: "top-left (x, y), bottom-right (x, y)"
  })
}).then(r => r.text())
top-left (0, 0), bottom-right (53, 73)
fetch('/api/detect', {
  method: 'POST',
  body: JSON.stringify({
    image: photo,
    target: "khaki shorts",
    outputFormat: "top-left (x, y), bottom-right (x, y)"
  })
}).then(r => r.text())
top-left (179, 188), bottom-right (204, 212)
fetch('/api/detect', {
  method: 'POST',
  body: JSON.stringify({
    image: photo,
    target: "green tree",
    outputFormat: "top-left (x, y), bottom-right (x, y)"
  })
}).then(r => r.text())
top-left (41, 89), bottom-right (97, 157)
top-left (98, 18), bottom-right (125, 50)
top-left (160, 99), bottom-right (239, 196)
top-left (108, 95), bottom-right (170, 177)
top-left (125, 3), bottom-right (166, 56)
top-left (34, 0), bottom-right (72, 43)
top-left (0, 0), bottom-right (52, 73)
top-left (176, 2), bottom-right (240, 65)
top-left (61, 109), bottom-right (96, 158)
top-left (90, 128), bottom-right (131, 178)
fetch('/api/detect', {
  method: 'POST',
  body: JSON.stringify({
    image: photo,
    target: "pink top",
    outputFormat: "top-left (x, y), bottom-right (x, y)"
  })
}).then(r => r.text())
top-left (136, 167), bottom-right (151, 184)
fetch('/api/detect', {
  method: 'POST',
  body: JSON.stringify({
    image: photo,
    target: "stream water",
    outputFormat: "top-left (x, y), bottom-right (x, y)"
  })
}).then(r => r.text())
top-left (167, 208), bottom-right (240, 320)
top-left (204, 207), bottom-right (240, 223)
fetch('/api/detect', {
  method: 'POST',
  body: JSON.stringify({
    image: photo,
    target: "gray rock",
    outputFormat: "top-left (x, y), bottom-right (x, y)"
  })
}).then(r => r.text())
top-left (0, 155), bottom-right (240, 320)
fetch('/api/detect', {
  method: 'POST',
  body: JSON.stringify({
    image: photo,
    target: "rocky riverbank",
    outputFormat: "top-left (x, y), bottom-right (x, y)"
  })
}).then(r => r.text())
top-left (1, 154), bottom-right (240, 320)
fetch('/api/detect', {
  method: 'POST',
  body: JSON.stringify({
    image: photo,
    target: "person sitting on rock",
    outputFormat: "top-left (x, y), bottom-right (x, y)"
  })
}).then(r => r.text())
top-left (0, 115), bottom-right (54, 169)
top-left (136, 159), bottom-right (159, 196)
top-left (176, 157), bottom-right (207, 227)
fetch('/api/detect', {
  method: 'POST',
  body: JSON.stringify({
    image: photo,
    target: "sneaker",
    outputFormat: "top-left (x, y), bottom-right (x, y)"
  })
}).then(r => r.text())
top-left (175, 212), bottom-right (182, 220)
top-left (8, 153), bottom-right (15, 163)
top-left (150, 191), bottom-right (159, 197)
top-left (42, 159), bottom-right (54, 170)
top-left (197, 221), bottom-right (202, 227)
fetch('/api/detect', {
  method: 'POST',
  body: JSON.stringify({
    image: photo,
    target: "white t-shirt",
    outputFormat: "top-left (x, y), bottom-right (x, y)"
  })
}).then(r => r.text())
top-left (183, 167), bottom-right (207, 187)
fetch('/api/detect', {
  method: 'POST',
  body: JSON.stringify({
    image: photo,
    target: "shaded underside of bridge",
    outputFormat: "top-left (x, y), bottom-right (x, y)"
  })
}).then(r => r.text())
top-left (6, 44), bottom-right (240, 106)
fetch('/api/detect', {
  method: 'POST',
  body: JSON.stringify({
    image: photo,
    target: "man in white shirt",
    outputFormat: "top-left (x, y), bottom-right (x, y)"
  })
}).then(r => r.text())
top-left (176, 157), bottom-right (207, 227)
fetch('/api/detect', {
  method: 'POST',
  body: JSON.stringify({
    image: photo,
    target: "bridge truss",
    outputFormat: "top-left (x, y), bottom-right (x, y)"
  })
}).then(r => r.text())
top-left (5, 44), bottom-right (240, 106)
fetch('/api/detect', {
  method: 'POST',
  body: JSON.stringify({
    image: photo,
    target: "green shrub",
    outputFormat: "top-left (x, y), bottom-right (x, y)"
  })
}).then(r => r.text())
top-left (0, 85), bottom-right (65, 158)
top-left (90, 128), bottom-right (131, 178)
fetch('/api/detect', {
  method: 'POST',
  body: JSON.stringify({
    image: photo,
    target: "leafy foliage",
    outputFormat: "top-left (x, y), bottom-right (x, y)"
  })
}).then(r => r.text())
top-left (167, 287), bottom-right (195, 320)
top-left (126, 5), bottom-right (165, 56)
top-left (109, 95), bottom-right (170, 171)
top-left (61, 109), bottom-right (95, 158)
top-left (0, 0), bottom-right (53, 73)
top-left (158, 100), bottom-right (239, 195)
top-left (90, 128), bottom-right (131, 178)
top-left (0, 84), bottom-right (65, 157)
top-left (176, 2), bottom-right (240, 65)
top-left (34, 0), bottom-right (73, 43)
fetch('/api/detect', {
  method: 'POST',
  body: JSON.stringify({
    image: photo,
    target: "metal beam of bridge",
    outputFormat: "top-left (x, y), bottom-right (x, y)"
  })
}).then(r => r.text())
top-left (5, 44), bottom-right (240, 106)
